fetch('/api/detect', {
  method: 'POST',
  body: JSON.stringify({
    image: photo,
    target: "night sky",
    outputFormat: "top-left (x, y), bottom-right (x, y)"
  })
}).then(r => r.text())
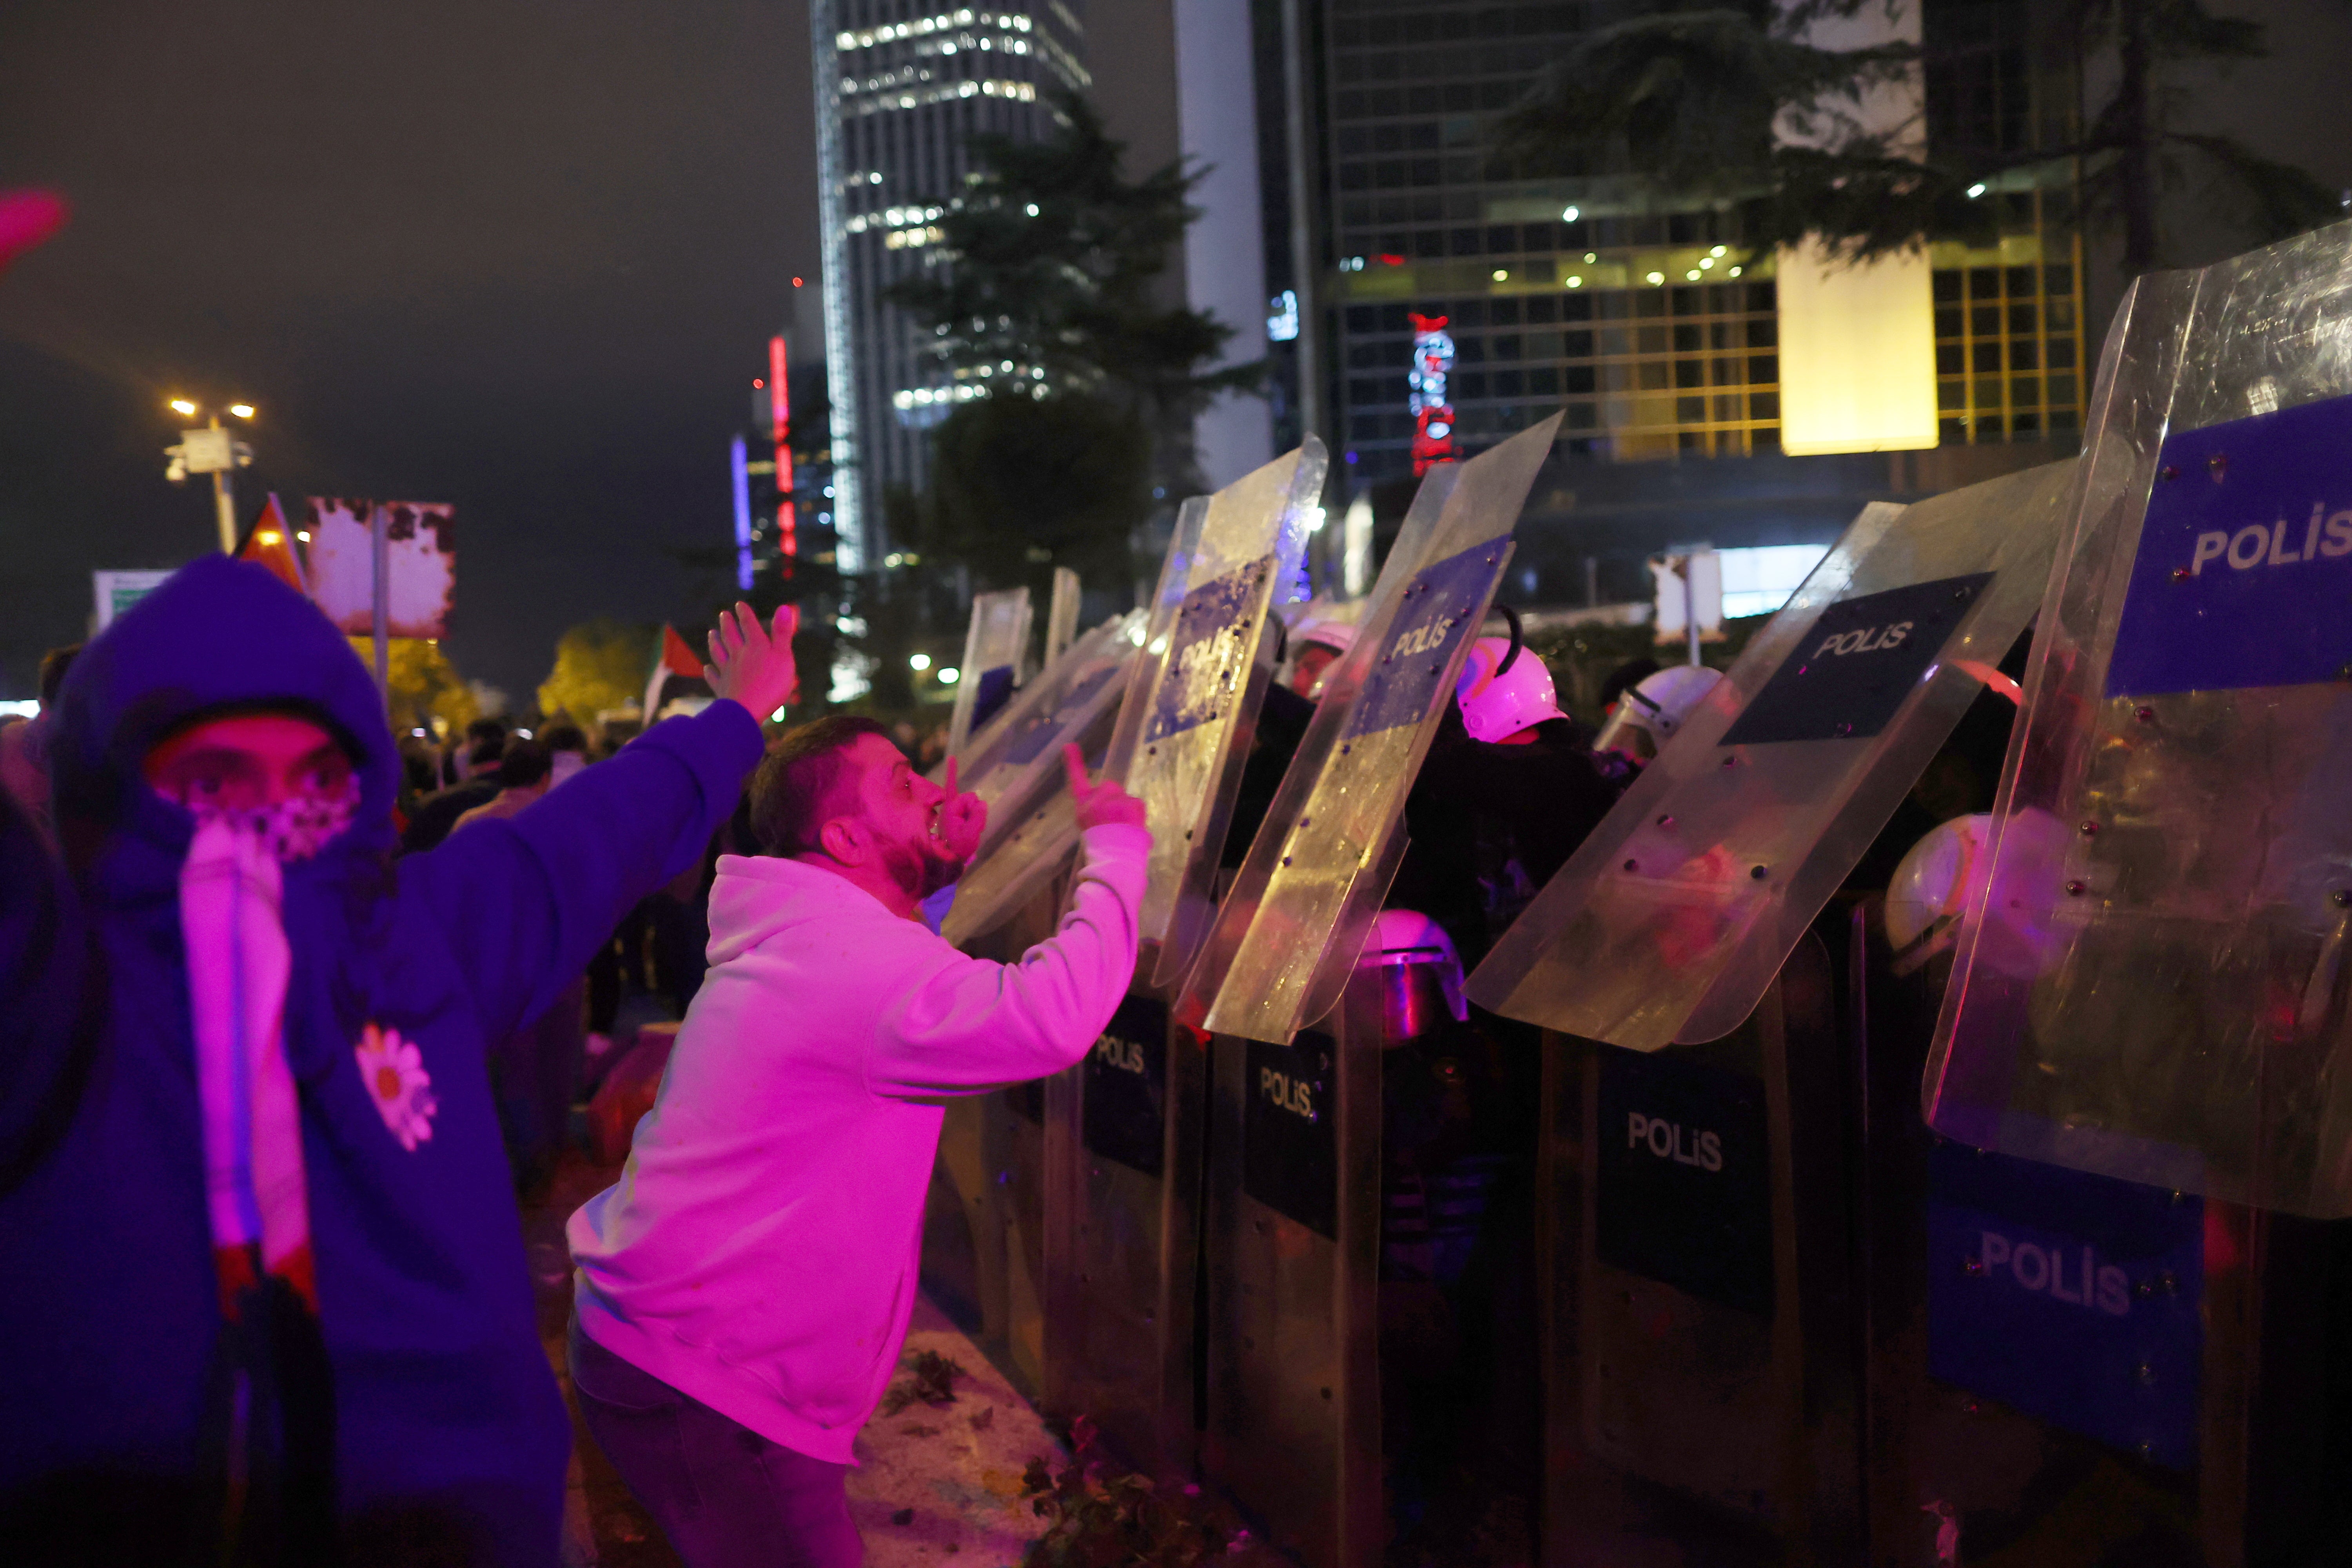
top-left (0, 0), bottom-right (824, 702)
top-left (5, 1), bottom-right (2347, 702)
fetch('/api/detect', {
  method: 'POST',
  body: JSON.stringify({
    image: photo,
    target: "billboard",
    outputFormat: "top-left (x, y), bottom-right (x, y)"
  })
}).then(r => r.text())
top-left (306, 499), bottom-right (456, 639)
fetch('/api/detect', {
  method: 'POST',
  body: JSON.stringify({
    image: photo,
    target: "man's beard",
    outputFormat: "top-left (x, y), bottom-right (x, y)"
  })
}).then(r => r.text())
top-left (878, 833), bottom-right (966, 904)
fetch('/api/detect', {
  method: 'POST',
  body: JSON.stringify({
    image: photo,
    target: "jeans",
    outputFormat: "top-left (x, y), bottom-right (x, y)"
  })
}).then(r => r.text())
top-left (568, 1314), bottom-right (863, 1568)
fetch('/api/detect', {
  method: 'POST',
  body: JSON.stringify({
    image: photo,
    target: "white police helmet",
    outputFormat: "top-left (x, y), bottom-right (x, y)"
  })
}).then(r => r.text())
top-left (1455, 635), bottom-right (1568, 742)
top-left (1885, 813), bottom-right (1994, 972)
top-left (1593, 664), bottom-right (1724, 760)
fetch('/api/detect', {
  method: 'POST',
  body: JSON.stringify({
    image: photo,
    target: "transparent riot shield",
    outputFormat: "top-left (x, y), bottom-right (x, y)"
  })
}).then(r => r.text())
top-left (1924, 222), bottom-right (2352, 1217)
top-left (1180, 416), bottom-right (1562, 1044)
top-left (1118, 442), bottom-right (1326, 984)
top-left (1202, 964), bottom-right (1386, 1568)
top-left (946, 612), bottom-right (1143, 859)
top-left (1467, 457), bottom-right (2076, 1051)
top-left (938, 492), bottom-right (1209, 951)
top-left (945, 587), bottom-right (1033, 757)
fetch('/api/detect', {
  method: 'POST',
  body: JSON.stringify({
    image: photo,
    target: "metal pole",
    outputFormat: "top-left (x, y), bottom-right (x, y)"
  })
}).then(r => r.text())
top-left (209, 414), bottom-right (238, 554)
top-left (1684, 557), bottom-right (1700, 668)
top-left (371, 504), bottom-right (391, 701)
top-left (1281, 0), bottom-right (1325, 572)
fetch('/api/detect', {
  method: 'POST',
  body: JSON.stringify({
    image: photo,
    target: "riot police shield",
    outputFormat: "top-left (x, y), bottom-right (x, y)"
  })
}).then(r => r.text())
top-left (945, 613), bottom-right (1142, 860)
top-left (1124, 440), bottom-right (1326, 985)
top-left (938, 495), bottom-right (1208, 949)
top-left (1853, 876), bottom-right (2352, 1564)
top-left (1180, 415), bottom-right (1561, 1044)
top-left (1029, 446), bottom-right (1322, 1472)
top-left (945, 587), bottom-right (1033, 757)
top-left (1922, 222), bottom-right (2352, 1216)
top-left (1468, 457), bottom-right (2076, 1051)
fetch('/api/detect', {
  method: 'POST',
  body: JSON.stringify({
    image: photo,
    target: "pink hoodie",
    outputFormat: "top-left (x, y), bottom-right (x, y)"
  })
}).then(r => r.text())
top-left (567, 823), bottom-right (1149, 1463)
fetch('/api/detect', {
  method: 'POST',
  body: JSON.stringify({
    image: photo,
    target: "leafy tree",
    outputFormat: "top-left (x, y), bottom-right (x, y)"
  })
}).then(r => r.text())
top-left (351, 637), bottom-right (478, 738)
top-left (884, 87), bottom-right (1263, 550)
top-left (891, 392), bottom-right (1152, 595)
top-left (1496, 0), bottom-right (2340, 276)
top-left (537, 618), bottom-right (655, 727)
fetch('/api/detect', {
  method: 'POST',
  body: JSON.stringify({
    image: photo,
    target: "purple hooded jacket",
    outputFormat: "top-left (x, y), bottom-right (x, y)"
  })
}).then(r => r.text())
top-left (0, 557), bottom-right (761, 1565)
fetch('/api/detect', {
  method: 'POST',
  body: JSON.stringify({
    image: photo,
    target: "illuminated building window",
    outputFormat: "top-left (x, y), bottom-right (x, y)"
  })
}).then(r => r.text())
top-left (1930, 187), bottom-right (2086, 445)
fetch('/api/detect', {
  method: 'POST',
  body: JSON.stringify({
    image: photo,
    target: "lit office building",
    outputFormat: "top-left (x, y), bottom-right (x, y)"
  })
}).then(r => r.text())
top-left (1290, 0), bottom-right (2087, 487)
top-left (809, 0), bottom-right (1089, 572)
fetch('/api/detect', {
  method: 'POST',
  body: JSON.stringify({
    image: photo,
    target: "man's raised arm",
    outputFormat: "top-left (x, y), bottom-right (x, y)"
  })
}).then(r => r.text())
top-left (867, 745), bottom-right (1151, 1097)
top-left (409, 604), bottom-right (798, 1040)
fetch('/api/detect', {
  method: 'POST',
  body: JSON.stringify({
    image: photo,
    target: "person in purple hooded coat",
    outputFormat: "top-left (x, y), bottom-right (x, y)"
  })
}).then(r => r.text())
top-left (0, 556), bottom-right (796, 1566)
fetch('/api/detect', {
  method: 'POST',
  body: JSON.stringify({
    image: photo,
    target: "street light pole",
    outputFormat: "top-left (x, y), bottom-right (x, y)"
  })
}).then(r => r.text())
top-left (207, 413), bottom-right (237, 555)
top-left (163, 399), bottom-right (255, 554)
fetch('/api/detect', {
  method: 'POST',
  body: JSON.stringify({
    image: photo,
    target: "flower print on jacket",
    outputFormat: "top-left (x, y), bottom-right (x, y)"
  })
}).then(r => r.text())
top-left (356, 1023), bottom-right (437, 1152)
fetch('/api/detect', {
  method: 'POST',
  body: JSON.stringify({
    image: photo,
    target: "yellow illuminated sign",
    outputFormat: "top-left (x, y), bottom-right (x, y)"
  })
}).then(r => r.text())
top-left (1775, 240), bottom-right (1940, 456)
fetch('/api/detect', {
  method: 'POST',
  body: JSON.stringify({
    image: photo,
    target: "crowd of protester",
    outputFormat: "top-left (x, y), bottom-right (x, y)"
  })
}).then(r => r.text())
top-left (0, 550), bottom-right (1726, 1567)
top-left (0, 558), bottom-right (1149, 1568)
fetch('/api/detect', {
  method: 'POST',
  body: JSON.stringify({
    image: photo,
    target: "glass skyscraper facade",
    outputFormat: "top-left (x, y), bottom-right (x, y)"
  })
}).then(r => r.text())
top-left (1284, 0), bottom-right (2087, 486)
top-left (811, 0), bottom-right (1087, 570)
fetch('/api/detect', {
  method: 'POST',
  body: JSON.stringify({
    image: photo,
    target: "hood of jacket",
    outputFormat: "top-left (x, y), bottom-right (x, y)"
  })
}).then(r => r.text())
top-left (51, 555), bottom-right (399, 909)
top-left (705, 852), bottom-right (908, 967)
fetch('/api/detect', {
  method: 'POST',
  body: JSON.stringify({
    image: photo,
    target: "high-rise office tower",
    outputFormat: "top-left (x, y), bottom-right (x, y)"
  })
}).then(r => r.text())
top-left (809, 0), bottom-right (1089, 572)
top-left (1277, 0), bottom-right (2088, 489)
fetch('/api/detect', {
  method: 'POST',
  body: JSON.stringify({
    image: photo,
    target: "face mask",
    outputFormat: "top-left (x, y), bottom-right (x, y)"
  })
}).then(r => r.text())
top-left (163, 774), bottom-right (360, 1316)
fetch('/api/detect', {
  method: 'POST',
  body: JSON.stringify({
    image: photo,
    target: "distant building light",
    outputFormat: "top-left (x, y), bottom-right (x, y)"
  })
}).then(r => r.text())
top-left (1699, 256), bottom-right (1715, 270)
top-left (1718, 544), bottom-right (1833, 618)
top-left (1686, 269), bottom-right (1700, 280)
top-left (1492, 269), bottom-right (1508, 281)
top-left (1267, 289), bottom-right (1299, 342)
top-left (1711, 245), bottom-right (1728, 258)
top-left (937, 666), bottom-right (961, 684)
top-left (909, 652), bottom-right (933, 670)
top-left (1967, 182), bottom-right (1987, 198)
top-left (1025, 203), bottom-right (1039, 215)
top-left (1584, 252), bottom-right (1597, 262)
top-left (1729, 265), bottom-right (1743, 278)
top-left (1566, 276), bottom-right (1583, 289)
top-left (1647, 272), bottom-right (1665, 285)
top-left (1560, 205), bottom-right (1579, 222)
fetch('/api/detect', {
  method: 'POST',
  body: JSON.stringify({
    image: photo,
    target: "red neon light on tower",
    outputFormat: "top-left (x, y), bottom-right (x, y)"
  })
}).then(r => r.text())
top-left (769, 334), bottom-right (797, 570)
top-left (1406, 313), bottom-right (1458, 475)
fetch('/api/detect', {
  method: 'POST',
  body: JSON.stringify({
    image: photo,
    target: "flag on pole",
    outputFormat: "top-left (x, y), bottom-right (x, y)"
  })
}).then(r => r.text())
top-left (236, 494), bottom-right (309, 595)
top-left (662, 624), bottom-right (706, 679)
top-left (642, 624), bottom-right (708, 724)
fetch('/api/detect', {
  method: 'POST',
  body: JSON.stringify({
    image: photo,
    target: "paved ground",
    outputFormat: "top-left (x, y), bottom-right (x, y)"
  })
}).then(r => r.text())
top-left (521, 1149), bottom-right (1065, 1568)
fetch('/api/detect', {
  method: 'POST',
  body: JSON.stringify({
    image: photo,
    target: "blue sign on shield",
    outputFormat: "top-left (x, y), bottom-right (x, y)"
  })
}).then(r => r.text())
top-left (1345, 541), bottom-right (1507, 741)
top-left (1146, 564), bottom-right (1263, 744)
top-left (1926, 1143), bottom-right (2203, 1468)
top-left (2106, 390), bottom-right (2352, 699)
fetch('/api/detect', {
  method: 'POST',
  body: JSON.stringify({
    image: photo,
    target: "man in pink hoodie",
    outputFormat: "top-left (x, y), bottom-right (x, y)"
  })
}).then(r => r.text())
top-left (567, 718), bottom-right (1148, 1566)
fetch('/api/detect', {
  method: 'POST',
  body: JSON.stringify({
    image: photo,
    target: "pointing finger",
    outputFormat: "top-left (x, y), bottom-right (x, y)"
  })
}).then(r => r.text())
top-left (1061, 742), bottom-right (1090, 799)
top-left (944, 755), bottom-right (958, 799)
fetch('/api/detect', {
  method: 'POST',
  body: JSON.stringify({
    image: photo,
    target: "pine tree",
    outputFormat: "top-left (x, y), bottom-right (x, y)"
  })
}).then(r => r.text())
top-left (884, 87), bottom-right (1263, 579)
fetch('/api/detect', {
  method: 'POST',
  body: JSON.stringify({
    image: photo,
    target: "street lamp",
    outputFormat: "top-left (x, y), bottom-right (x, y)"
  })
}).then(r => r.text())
top-left (162, 398), bottom-right (256, 554)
